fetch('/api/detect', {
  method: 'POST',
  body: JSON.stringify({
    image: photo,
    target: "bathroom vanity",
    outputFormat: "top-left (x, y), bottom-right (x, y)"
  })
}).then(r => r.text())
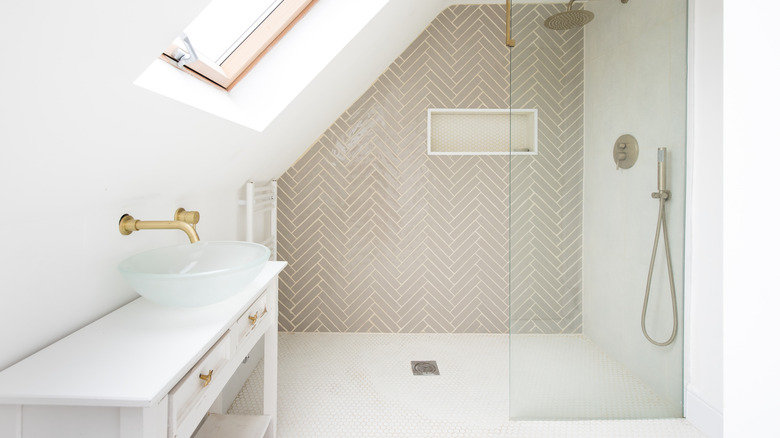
top-left (0, 261), bottom-right (285, 438)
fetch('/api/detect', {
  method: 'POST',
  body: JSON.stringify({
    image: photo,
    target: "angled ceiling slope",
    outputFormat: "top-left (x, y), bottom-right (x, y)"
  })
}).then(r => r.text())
top-left (134, 1), bottom-right (516, 184)
top-left (136, 0), bottom-right (453, 133)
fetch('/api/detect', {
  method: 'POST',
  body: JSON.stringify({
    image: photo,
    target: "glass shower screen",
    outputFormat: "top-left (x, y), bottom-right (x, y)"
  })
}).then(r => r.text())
top-left (508, 0), bottom-right (687, 419)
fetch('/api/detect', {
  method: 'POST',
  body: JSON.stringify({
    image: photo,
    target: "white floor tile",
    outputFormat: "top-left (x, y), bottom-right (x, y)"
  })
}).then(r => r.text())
top-left (511, 334), bottom-right (679, 419)
top-left (229, 333), bottom-right (705, 438)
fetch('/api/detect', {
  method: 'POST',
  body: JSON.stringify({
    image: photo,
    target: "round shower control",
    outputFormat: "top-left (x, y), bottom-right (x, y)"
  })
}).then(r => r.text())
top-left (613, 134), bottom-right (639, 170)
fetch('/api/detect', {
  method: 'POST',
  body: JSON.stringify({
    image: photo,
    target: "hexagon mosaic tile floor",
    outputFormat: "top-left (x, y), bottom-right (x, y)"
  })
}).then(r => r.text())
top-left (229, 333), bottom-right (706, 438)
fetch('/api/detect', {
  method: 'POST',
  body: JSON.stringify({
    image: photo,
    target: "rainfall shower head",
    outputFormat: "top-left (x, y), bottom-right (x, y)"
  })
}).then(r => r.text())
top-left (544, 0), bottom-right (594, 30)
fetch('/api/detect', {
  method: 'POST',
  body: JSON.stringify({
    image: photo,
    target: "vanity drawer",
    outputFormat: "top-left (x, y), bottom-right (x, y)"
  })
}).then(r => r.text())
top-left (233, 291), bottom-right (269, 348)
top-left (168, 332), bottom-right (232, 438)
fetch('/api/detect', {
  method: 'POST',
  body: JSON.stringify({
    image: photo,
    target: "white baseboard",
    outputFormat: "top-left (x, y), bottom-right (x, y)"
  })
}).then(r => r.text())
top-left (686, 388), bottom-right (723, 438)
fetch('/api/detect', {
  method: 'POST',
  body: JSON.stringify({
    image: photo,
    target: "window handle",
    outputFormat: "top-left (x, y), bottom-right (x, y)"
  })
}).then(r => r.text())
top-left (173, 33), bottom-right (199, 68)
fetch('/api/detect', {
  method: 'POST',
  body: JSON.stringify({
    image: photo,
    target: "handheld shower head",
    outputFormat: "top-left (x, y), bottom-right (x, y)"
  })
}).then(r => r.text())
top-left (657, 148), bottom-right (668, 193)
top-left (643, 146), bottom-right (677, 347)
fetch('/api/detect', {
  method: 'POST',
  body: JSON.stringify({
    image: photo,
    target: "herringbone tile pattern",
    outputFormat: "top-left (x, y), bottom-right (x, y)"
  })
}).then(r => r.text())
top-left (509, 4), bottom-right (584, 333)
top-left (277, 5), bottom-right (583, 334)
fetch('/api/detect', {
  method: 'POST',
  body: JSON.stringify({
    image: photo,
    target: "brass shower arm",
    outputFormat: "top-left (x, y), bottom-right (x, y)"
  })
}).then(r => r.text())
top-left (506, 0), bottom-right (515, 47)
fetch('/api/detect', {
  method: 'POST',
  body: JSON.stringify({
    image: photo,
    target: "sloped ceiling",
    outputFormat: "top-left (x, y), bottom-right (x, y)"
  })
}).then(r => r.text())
top-left (134, 0), bottom-right (562, 189)
top-left (137, 0), bottom-right (453, 188)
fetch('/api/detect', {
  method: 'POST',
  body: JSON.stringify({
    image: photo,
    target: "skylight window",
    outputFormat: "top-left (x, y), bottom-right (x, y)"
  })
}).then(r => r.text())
top-left (186, 0), bottom-right (283, 64)
top-left (162, 0), bottom-right (316, 90)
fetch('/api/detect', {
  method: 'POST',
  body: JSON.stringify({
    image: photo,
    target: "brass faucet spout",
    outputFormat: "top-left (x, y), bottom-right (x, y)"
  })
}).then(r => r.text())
top-left (119, 209), bottom-right (201, 243)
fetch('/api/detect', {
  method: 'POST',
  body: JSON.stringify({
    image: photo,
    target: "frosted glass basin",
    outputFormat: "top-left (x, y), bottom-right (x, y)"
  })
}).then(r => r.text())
top-left (118, 241), bottom-right (271, 307)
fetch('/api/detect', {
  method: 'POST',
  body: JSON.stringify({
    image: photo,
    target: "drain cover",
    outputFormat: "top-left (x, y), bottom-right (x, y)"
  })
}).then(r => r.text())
top-left (411, 361), bottom-right (439, 375)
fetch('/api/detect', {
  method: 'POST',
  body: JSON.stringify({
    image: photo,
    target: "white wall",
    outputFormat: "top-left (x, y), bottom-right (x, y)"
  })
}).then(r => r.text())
top-left (685, 0), bottom-right (724, 435)
top-left (723, 0), bottom-right (780, 436)
top-left (582, 0), bottom-right (688, 409)
top-left (0, 1), bottom-right (264, 371)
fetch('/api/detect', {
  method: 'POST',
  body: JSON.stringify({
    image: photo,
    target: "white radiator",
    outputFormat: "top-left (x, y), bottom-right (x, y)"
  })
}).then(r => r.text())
top-left (240, 180), bottom-right (277, 261)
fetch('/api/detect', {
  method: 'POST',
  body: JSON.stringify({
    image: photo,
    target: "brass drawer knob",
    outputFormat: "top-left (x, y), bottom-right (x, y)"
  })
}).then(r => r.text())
top-left (199, 370), bottom-right (213, 386)
top-left (248, 307), bottom-right (268, 325)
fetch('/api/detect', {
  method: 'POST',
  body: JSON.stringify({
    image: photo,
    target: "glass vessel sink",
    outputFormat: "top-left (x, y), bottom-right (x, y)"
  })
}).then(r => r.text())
top-left (118, 241), bottom-right (271, 307)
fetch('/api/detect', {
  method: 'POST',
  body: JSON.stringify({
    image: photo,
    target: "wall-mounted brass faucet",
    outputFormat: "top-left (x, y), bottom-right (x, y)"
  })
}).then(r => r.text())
top-left (119, 208), bottom-right (201, 243)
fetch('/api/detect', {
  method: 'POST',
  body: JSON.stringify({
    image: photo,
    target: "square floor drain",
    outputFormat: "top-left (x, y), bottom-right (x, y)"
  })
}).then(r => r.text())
top-left (411, 361), bottom-right (439, 375)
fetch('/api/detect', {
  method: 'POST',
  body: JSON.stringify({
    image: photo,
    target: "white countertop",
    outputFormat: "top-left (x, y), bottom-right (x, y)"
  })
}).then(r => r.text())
top-left (0, 261), bottom-right (286, 408)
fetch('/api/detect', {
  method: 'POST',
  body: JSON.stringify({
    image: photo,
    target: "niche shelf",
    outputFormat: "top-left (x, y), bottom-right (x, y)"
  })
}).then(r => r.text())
top-left (427, 108), bottom-right (538, 155)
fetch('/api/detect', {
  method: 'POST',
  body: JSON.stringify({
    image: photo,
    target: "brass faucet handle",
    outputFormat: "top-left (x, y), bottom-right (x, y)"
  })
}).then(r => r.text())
top-left (175, 208), bottom-right (200, 225)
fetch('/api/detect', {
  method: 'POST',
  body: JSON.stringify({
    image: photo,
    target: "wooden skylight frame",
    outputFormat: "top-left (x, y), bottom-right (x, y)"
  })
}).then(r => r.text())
top-left (161, 0), bottom-right (317, 91)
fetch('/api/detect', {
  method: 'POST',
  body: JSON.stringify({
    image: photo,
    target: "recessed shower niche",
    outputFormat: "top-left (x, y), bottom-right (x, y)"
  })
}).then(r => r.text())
top-left (427, 108), bottom-right (537, 155)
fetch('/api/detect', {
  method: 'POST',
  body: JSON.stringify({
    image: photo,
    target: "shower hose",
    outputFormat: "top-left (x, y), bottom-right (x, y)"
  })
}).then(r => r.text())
top-left (641, 194), bottom-right (678, 347)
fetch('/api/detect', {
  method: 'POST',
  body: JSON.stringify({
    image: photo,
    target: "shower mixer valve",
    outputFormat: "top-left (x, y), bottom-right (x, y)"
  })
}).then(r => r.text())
top-left (613, 134), bottom-right (639, 170)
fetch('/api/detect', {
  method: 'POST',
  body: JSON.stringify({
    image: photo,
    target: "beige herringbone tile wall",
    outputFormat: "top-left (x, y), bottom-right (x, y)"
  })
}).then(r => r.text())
top-left (509, 4), bottom-right (584, 333)
top-left (277, 4), bottom-right (583, 334)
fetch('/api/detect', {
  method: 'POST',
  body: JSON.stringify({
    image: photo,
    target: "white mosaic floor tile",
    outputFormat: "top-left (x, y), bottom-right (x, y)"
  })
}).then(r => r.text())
top-left (229, 333), bottom-right (706, 438)
top-left (511, 335), bottom-right (679, 419)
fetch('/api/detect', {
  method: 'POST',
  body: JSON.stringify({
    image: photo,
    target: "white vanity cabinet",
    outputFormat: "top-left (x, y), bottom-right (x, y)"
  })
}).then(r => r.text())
top-left (0, 261), bottom-right (286, 438)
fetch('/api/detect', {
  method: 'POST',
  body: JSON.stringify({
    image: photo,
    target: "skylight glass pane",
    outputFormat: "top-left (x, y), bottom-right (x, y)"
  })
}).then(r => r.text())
top-left (184, 0), bottom-right (283, 64)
